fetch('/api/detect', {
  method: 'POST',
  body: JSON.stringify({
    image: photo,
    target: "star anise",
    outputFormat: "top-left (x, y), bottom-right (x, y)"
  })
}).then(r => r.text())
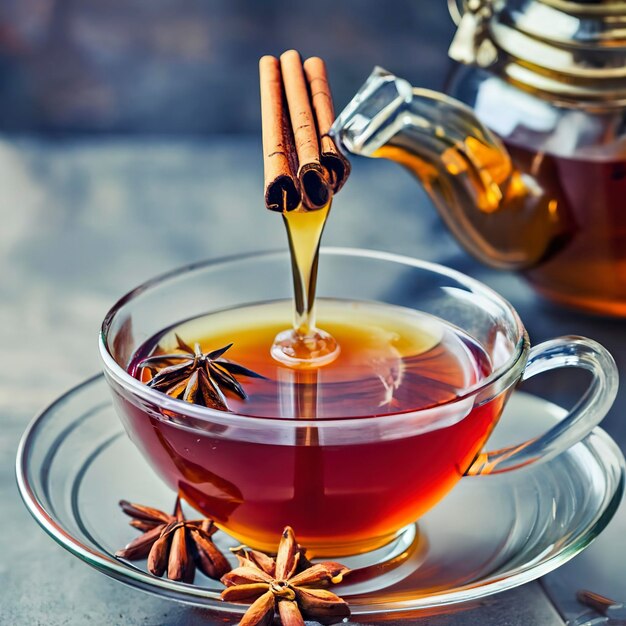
top-left (221, 527), bottom-right (351, 626)
top-left (115, 497), bottom-right (231, 582)
top-left (138, 334), bottom-right (264, 411)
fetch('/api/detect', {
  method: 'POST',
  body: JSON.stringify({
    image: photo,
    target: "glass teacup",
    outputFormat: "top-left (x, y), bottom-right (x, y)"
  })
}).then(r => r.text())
top-left (99, 249), bottom-right (618, 556)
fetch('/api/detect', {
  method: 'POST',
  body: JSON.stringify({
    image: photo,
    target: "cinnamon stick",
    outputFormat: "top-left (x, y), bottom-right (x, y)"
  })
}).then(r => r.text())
top-left (280, 50), bottom-right (330, 210)
top-left (303, 57), bottom-right (351, 193)
top-left (259, 55), bottom-right (301, 212)
top-left (260, 51), bottom-right (350, 212)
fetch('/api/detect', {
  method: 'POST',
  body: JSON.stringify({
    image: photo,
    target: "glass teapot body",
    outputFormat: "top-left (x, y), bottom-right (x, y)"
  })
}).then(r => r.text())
top-left (449, 65), bottom-right (626, 315)
top-left (332, 0), bottom-right (626, 316)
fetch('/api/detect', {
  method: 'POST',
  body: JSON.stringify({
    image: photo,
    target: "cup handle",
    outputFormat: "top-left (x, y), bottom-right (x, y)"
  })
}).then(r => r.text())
top-left (466, 336), bottom-right (618, 476)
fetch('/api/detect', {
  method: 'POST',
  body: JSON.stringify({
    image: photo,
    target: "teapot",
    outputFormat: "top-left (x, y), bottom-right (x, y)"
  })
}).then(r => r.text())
top-left (331, 0), bottom-right (626, 316)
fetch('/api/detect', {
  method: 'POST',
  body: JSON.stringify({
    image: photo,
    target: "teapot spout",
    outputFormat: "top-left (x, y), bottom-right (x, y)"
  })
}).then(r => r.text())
top-left (331, 68), bottom-right (567, 270)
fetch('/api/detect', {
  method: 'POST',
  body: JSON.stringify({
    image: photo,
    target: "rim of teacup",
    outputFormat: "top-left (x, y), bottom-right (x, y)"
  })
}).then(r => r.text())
top-left (99, 247), bottom-right (528, 428)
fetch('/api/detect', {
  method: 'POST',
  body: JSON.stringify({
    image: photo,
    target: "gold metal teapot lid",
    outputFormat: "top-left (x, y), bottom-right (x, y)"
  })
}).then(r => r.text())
top-left (449, 0), bottom-right (626, 105)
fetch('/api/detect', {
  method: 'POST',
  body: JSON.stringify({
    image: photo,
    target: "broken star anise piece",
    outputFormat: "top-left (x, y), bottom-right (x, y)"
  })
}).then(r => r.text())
top-left (115, 497), bottom-right (231, 582)
top-left (221, 527), bottom-right (350, 626)
top-left (138, 334), bottom-right (264, 411)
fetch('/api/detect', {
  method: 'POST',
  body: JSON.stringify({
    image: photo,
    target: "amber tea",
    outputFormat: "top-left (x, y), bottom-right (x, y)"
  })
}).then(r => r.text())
top-left (120, 298), bottom-right (504, 555)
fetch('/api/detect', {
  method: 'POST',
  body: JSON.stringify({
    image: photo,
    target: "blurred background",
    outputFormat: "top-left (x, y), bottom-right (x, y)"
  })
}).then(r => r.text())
top-left (0, 0), bottom-right (460, 400)
top-left (0, 0), bottom-right (454, 134)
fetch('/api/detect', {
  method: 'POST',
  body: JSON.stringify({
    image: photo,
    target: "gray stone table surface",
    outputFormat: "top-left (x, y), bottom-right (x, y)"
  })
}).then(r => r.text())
top-left (1, 135), bottom-right (625, 625)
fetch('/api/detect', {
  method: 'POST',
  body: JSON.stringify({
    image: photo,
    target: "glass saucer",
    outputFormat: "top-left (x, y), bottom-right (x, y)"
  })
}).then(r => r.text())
top-left (16, 375), bottom-right (624, 617)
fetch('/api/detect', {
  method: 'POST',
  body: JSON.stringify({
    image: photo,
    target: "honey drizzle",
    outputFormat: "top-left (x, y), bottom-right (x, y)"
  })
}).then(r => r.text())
top-left (281, 205), bottom-right (328, 505)
top-left (283, 201), bottom-right (330, 336)
top-left (271, 200), bottom-right (339, 367)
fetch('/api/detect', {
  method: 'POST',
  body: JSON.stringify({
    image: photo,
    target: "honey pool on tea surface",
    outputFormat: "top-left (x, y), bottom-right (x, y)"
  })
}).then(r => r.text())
top-left (123, 299), bottom-right (504, 554)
